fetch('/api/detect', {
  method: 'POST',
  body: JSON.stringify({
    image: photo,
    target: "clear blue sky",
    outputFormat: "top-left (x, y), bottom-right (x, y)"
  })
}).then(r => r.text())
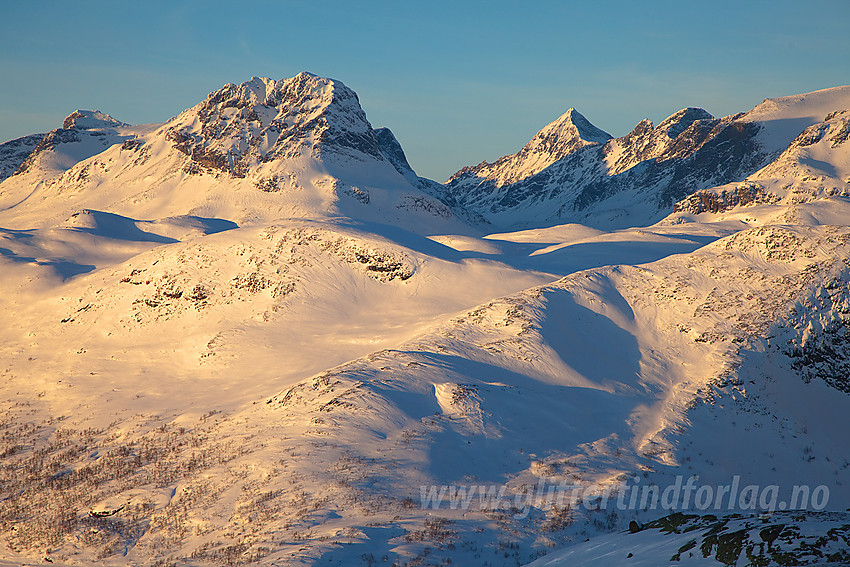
top-left (1, 0), bottom-right (848, 181)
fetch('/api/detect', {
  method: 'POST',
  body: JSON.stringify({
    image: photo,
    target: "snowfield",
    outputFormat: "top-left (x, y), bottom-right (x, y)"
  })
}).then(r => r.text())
top-left (0, 74), bottom-right (849, 567)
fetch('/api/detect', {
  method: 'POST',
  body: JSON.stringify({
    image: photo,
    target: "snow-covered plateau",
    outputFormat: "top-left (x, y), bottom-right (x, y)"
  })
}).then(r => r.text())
top-left (1, 74), bottom-right (849, 566)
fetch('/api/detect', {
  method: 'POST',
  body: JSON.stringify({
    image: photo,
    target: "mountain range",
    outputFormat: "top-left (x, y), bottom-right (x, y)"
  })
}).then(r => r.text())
top-left (1, 74), bottom-right (849, 567)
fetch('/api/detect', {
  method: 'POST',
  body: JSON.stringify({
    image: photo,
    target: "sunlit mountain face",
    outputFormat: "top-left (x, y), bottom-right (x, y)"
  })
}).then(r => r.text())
top-left (1, 76), bottom-right (850, 567)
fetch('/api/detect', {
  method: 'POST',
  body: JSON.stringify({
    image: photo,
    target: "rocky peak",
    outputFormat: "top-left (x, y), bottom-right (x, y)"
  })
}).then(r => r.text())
top-left (625, 118), bottom-right (654, 138)
top-left (520, 108), bottom-right (612, 159)
top-left (450, 108), bottom-right (612, 186)
top-left (166, 72), bottom-right (383, 176)
top-left (657, 107), bottom-right (715, 139)
top-left (62, 110), bottom-right (128, 130)
top-left (603, 108), bottom-right (720, 175)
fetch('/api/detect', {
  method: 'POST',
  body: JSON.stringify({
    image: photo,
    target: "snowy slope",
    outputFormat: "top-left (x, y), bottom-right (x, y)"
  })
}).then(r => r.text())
top-left (2, 78), bottom-right (850, 567)
top-left (0, 110), bottom-right (135, 185)
top-left (3, 211), bottom-right (849, 566)
top-left (525, 512), bottom-right (850, 567)
top-left (0, 74), bottom-right (463, 236)
top-left (0, 110), bottom-right (156, 214)
top-left (443, 86), bottom-right (850, 230)
top-left (2, 110), bottom-right (144, 180)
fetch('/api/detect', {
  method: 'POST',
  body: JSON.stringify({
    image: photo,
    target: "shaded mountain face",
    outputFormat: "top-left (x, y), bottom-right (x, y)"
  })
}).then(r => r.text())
top-left (672, 108), bottom-right (850, 217)
top-left (442, 87), bottom-right (850, 230)
top-left (0, 133), bottom-right (44, 181)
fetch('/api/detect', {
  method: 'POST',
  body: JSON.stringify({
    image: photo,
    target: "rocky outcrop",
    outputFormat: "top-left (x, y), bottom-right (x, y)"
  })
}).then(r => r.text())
top-left (672, 182), bottom-right (779, 215)
top-left (0, 133), bottom-right (45, 181)
top-left (442, 104), bottom-right (779, 229)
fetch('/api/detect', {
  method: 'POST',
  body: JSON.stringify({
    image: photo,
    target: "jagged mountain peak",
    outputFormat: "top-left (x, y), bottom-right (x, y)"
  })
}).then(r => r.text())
top-left (163, 72), bottom-right (381, 176)
top-left (519, 107), bottom-right (612, 160)
top-left (442, 86), bottom-right (850, 231)
top-left (446, 107), bottom-right (611, 187)
top-left (657, 107), bottom-right (715, 138)
top-left (62, 110), bottom-right (129, 130)
top-left (0, 72), bottom-right (462, 233)
top-left (625, 118), bottom-right (654, 138)
top-left (201, 72), bottom-right (358, 116)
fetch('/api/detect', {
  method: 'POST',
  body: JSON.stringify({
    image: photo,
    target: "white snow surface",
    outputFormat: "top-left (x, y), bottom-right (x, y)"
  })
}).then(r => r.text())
top-left (1, 76), bottom-right (850, 567)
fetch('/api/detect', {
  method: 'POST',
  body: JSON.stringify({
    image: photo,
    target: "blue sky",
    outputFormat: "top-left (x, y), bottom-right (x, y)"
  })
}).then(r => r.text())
top-left (1, 0), bottom-right (848, 181)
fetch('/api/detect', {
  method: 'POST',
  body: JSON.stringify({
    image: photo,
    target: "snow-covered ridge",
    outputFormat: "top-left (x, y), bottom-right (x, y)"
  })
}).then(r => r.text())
top-left (670, 108), bottom-right (850, 219)
top-left (448, 108), bottom-right (612, 187)
top-left (62, 110), bottom-right (129, 130)
top-left (0, 73), bottom-right (463, 233)
top-left (442, 86), bottom-right (850, 230)
top-left (0, 109), bottom-right (141, 190)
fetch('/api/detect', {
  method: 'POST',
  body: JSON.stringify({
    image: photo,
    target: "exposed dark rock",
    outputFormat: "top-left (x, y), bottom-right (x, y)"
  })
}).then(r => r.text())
top-left (442, 106), bottom-right (781, 228)
top-left (673, 182), bottom-right (779, 215)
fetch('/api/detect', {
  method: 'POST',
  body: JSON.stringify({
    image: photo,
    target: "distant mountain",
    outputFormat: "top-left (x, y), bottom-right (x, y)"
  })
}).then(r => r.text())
top-left (0, 73), bottom-right (460, 234)
top-left (0, 110), bottom-right (135, 185)
top-left (453, 108), bottom-right (612, 187)
top-left (671, 107), bottom-right (850, 220)
top-left (442, 86), bottom-right (850, 230)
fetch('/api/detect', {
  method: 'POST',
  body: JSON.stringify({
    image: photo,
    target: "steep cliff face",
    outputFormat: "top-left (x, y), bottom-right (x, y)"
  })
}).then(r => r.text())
top-left (670, 109), bottom-right (850, 219)
top-left (0, 133), bottom-right (45, 182)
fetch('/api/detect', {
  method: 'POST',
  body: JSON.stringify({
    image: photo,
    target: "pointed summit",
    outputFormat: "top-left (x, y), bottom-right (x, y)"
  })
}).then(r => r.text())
top-left (447, 107), bottom-right (610, 186)
top-left (508, 108), bottom-right (612, 180)
top-left (538, 108), bottom-right (612, 145)
top-left (443, 86), bottom-right (850, 230)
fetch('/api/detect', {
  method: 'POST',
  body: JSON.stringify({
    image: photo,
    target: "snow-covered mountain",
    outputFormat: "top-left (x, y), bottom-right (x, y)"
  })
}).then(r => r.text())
top-left (1, 77), bottom-right (850, 567)
top-left (442, 86), bottom-right (850, 230)
top-left (671, 107), bottom-right (850, 222)
top-left (0, 134), bottom-right (44, 182)
top-left (0, 73), bottom-right (460, 234)
top-left (0, 110), bottom-right (140, 186)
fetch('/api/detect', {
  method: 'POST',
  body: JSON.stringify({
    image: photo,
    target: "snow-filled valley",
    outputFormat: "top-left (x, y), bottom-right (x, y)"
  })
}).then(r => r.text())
top-left (1, 74), bottom-right (850, 566)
